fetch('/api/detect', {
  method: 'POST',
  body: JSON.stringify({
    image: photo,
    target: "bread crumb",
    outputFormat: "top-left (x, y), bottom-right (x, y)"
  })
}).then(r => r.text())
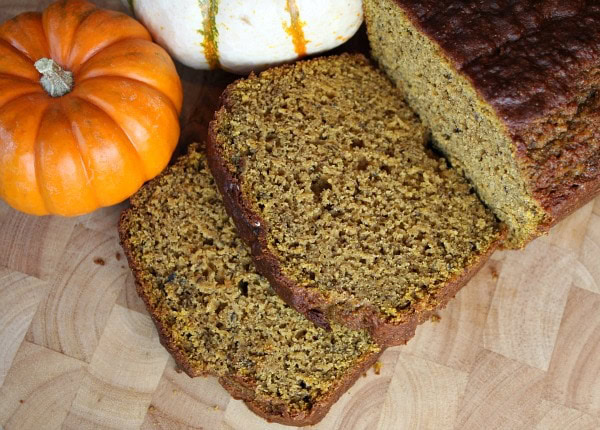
top-left (490, 267), bottom-right (499, 280)
top-left (430, 314), bottom-right (441, 323)
top-left (116, 252), bottom-right (122, 261)
top-left (373, 361), bottom-right (383, 375)
top-left (93, 257), bottom-right (105, 266)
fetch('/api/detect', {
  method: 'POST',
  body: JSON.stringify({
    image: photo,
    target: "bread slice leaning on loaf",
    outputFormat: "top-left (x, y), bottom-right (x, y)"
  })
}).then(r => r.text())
top-left (118, 145), bottom-right (382, 427)
top-left (207, 54), bottom-right (506, 346)
top-left (364, 0), bottom-right (600, 247)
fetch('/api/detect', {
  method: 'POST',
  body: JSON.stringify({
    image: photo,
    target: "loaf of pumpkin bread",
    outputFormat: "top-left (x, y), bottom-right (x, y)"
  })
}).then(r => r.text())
top-left (364, 0), bottom-right (600, 247)
top-left (208, 54), bottom-right (505, 346)
top-left (118, 145), bottom-right (381, 426)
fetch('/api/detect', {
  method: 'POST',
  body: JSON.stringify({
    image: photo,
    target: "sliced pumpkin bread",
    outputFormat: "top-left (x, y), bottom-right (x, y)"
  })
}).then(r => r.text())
top-left (118, 145), bottom-right (381, 426)
top-left (364, 0), bottom-right (600, 247)
top-left (208, 54), bottom-right (505, 346)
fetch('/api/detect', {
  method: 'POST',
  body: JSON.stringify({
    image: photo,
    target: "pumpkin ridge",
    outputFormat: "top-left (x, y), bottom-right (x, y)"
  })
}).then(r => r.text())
top-left (61, 7), bottom-right (99, 70)
top-left (71, 36), bottom-right (151, 75)
top-left (0, 38), bottom-right (39, 77)
top-left (65, 103), bottom-right (106, 208)
top-left (73, 37), bottom-right (183, 114)
top-left (0, 90), bottom-right (43, 112)
top-left (41, 0), bottom-right (98, 67)
top-left (0, 13), bottom-right (48, 63)
top-left (0, 94), bottom-right (50, 214)
top-left (74, 74), bottom-right (180, 120)
top-left (0, 73), bottom-right (43, 83)
top-left (0, 73), bottom-right (45, 106)
top-left (32, 102), bottom-right (55, 214)
top-left (66, 9), bottom-right (151, 71)
top-left (69, 93), bottom-right (148, 183)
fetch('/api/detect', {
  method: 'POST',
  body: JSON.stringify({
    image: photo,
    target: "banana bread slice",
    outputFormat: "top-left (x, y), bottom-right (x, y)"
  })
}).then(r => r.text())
top-left (207, 54), bottom-right (505, 346)
top-left (364, 0), bottom-right (600, 247)
top-left (118, 145), bottom-right (381, 427)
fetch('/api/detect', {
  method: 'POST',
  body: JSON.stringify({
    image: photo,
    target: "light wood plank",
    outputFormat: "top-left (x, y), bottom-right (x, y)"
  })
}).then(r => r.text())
top-left (0, 269), bottom-right (47, 386)
top-left (224, 400), bottom-right (299, 430)
top-left (63, 305), bottom-right (169, 430)
top-left (140, 358), bottom-right (229, 430)
top-left (545, 287), bottom-right (600, 417)
top-left (544, 200), bottom-right (594, 254)
top-left (377, 353), bottom-right (468, 430)
top-left (0, 200), bottom-right (10, 218)
top-left (116, 272), bottom-right (149, 316)
top-left (80, 201), bottom-right (129, 238)
top-left (221, 350), bottom-right (398, 430)
top-left (311, 349), bottom-right (399, 430)
top-left (26, 226), bottom-right (128, 362)
top-left (403, 259), bottom-right (501, 372)
top-left (535, 400), bottom-right (600, 430)
top-left (455, 350), bottom-right (546, 430)
top-left (0, 341), bottom-right (85, 430)
top-left (0, 204), bottom-right (76, 280)
top-left (573, 213), bottom-right (600, 293)
top-left (483, 240), bottom-right (575, 371)
top-left (489, 249), bottom-right (508, 262)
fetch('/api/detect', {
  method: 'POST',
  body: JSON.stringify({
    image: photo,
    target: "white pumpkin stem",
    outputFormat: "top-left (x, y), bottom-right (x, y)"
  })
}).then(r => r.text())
top-left (34, 58), bottom-right (74, 98)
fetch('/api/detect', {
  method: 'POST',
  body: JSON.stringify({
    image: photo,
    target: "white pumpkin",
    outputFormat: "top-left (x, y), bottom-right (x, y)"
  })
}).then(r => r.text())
top-left (123, 0), bottom-right (363, 74)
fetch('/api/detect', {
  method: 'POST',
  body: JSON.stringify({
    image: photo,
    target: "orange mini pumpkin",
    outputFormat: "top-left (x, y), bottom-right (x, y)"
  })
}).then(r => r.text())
top-left (0, 0), bottom-right (183, 216)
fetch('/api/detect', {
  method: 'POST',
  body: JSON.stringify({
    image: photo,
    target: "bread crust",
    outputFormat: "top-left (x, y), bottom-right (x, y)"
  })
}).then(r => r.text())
top-left (218, 350), bottom-right (381, 426)
top-left (393, 1), bottom-right (600, 127)
top-left (391, 0), bottom-right (600, 238)
top-left (207, 88), bottom-right (505, 346)
top-left (117, 152), bottom-right (383, 427)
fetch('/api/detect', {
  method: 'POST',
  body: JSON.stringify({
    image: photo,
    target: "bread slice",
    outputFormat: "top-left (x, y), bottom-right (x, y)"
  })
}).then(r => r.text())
top-left (207, 54), bottom-right (505, 346)
top-left (118, 145), bottom-right (381, 427)
top-left (364, 0), bottom-right (600, 247)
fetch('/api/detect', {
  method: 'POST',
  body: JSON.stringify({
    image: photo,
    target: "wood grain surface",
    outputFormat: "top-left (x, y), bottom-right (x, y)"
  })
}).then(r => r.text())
top-left (1, 2), bottom-right (600, 429)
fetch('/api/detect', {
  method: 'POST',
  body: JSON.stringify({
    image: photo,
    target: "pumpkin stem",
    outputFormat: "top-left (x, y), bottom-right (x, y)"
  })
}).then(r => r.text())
top-left (34, 58), bottom-right (74, 98)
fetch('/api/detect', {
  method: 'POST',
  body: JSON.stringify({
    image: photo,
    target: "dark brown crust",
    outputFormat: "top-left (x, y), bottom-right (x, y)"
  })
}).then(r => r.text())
top-left (536, 173), bottom-right (600, 233)
top-left (117, 151), bottom-right (383, 427)
top-left (218, 349), bottom-right (382, 426)
top-left (206, 80), bottom-right (506, 346)
top-left (390, 0), bottom-right (600, 243)
top-left (393, 0), bottom-right (600, 128)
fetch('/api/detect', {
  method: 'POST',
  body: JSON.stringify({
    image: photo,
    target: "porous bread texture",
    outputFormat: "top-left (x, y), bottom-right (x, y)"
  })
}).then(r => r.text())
top-left (364, 0), bottom-right (542, 247)
top-left (208, 54), bottom-right (503, 344)
top-left (364, 0), bottom-right (600, 248)
top-left (118, 146), bottom-right (380, 426)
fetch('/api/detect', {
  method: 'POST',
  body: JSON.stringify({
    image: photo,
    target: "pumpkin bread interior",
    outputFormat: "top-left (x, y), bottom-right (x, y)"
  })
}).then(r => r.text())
top-left (364, 0), bottom-right (600, 247)
top-left (119, 146), bottom-right (380, 423)
top-left (209, 54), bottom-right (503, 327)
top-left (363, 0), bottom-right (544, 247)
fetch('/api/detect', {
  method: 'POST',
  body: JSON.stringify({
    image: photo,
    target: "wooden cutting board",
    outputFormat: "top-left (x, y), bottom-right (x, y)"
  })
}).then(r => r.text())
top-left (1, 2), bottom-right (599, 429)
